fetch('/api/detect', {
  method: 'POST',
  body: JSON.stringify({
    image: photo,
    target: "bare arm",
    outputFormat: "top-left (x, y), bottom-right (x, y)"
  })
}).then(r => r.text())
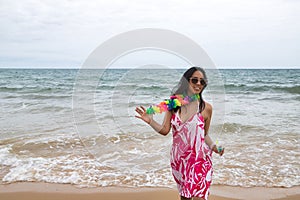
top-left (203, 103), bottom-right (214, 146)
top-left (135, 106), bottom-right (172, 136)
top-left (203, 103), bottom-right (224, 156)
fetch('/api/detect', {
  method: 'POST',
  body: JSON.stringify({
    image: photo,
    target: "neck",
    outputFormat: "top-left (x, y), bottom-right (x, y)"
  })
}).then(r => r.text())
top-left (187, 92), bottom-right (198, 97)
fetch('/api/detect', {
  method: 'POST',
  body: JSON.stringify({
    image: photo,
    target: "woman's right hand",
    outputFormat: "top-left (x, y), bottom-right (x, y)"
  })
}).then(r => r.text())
top-left (135, 106), bottom-right (153, 124)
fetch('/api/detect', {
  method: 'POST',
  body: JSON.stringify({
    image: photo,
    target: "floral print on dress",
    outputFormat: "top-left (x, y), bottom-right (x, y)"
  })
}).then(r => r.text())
top-left (170, 111), bottom-right (213, 200)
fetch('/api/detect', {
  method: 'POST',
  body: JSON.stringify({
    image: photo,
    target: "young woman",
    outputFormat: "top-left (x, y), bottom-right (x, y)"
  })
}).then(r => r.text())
top-left (135, 67), bottom-right (224, 200)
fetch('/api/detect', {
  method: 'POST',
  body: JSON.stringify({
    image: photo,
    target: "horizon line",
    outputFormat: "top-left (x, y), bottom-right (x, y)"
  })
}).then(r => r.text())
top-left (0, 67), bottom-right (299, 70)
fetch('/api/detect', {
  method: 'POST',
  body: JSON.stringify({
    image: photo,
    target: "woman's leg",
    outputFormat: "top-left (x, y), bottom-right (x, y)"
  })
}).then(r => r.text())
top-left (180, 197), bottom-right (205, 200)
top-left (193, 197), bottom-right (205, 200)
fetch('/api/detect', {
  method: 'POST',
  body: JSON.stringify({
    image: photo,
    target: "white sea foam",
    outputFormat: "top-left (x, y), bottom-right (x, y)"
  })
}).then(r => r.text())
top-left (1, 131), bottom-right (299, 188)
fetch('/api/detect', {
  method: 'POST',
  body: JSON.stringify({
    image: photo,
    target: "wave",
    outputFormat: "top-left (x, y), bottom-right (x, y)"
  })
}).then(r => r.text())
top-left (112, 84), bottom-right (169, 91)
top-left (211, 122), bottom-right (268, 135)
top-left (0, 85), bottom-right (73, 94)
top-left (282, 85), bottom-right (300, 94)
top-left (0, 86), bottom-right (25, 92)
top-left (1, 129), bottom-right (299, 188)
top-left (3, 94), bottom-right (72, 100)
top-left (0, 133), bottom-right (173, 187)
top-left (225, 84), bottom-right (300, 94)
top-left (95, 85), bottom-right (170, 95)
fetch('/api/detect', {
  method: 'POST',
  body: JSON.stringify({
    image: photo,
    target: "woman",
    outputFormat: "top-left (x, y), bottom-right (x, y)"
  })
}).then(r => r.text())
top-left (135, 67), bottom-right (224, 200)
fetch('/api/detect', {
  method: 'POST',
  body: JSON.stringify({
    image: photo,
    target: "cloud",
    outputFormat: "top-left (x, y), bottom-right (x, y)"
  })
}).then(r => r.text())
top-left (0, 0), bottom-right (299, 68)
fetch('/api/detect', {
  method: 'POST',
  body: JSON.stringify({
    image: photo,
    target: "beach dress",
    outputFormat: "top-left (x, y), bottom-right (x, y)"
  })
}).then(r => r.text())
top-left (170, 109), bottom-right (213, 199)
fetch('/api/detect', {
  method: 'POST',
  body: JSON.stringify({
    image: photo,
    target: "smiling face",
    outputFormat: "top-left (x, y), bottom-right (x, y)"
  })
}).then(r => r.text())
top-left (187, 70), bottom-right (207, 95)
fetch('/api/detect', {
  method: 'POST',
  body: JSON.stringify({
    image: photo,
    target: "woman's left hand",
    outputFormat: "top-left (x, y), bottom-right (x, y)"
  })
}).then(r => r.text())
top-left (212, 145), bottom-right (225, 156)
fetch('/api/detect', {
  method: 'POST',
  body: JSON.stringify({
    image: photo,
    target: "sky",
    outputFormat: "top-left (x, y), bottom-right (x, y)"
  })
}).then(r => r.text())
top-left (0, 0), bottom-right (299, 69)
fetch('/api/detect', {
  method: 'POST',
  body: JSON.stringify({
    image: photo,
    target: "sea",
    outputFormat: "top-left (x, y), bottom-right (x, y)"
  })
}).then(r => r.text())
top-left (0, 68), bottom-right (299, 188)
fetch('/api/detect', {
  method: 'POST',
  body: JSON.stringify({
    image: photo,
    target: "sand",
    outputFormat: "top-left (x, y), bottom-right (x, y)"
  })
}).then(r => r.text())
top-left (0, 182), bottom-right (299, 200)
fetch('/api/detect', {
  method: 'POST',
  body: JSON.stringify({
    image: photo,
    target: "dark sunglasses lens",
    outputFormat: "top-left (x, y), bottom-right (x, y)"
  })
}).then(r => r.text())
top-left (200, 79), bottom-right (206, 86)
top-left (191, 78), bottom-right (198, 84)
top-left (190, 78), bottom-right (206, 85)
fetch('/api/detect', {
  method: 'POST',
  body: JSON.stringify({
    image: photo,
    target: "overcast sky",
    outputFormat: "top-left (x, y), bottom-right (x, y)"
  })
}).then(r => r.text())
top-left (0, 0), bottom-right (299, 69)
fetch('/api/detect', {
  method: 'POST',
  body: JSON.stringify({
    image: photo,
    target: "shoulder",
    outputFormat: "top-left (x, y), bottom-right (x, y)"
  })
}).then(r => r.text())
top-left (205, 101), bottom-right (212, 114)
top-left (202, 101), bottom-right (212, 121)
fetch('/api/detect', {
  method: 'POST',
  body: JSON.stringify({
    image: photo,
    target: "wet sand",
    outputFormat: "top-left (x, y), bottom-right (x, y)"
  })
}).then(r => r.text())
top-left (0, 182), bottom-right (299, 200)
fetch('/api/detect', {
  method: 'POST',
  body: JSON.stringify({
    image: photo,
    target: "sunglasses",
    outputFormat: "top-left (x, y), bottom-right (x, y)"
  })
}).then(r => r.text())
top-left (189, 77), bottom-right (207, 86)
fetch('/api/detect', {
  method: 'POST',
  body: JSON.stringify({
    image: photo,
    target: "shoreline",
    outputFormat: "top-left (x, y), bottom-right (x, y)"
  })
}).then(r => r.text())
top-left (0, 182), bottom-right (299, 200)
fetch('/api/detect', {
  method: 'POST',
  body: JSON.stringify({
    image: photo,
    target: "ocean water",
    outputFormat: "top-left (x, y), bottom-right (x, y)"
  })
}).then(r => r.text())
top-left (0, 68), bottom-right (299, 188)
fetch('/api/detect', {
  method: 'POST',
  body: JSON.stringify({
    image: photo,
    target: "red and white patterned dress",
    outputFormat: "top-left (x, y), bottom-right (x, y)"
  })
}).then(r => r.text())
top-left (170, 110), bottom-right (213, 199)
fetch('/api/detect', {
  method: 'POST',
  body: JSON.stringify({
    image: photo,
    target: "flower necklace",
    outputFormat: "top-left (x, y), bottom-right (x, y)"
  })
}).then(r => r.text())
top-left (146, 94), bottom-right (200, 114)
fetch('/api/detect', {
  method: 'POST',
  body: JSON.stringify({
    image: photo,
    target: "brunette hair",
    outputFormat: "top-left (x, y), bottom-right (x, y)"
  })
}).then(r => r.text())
top-left (172, 66), bottom-right (208, 113)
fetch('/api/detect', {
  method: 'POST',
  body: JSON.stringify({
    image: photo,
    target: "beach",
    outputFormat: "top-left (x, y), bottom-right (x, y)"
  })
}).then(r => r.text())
top-left (0, 69), bottom-right (299, 199)
top-left (0, 182), bottom-right (299, 200)
top-left (1, 0), bottom-right (300, 197)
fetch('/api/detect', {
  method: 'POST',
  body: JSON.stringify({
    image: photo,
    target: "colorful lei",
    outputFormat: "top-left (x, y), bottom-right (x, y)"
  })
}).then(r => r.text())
top-left (146, 94), bottom-right (200, 114)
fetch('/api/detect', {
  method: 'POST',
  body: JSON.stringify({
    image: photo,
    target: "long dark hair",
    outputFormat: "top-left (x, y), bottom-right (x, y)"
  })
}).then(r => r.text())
top-left (172, 66), bottom-right (208, 113)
